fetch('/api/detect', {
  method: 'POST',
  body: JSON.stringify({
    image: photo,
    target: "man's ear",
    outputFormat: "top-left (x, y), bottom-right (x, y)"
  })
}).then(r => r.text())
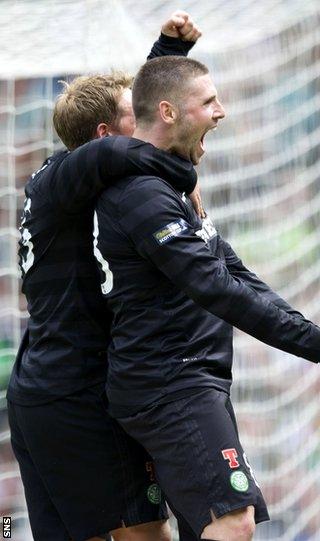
top-left (159, 101), bottom-right (177, 124)
top-left (96, 123), bottom-right (110, 138)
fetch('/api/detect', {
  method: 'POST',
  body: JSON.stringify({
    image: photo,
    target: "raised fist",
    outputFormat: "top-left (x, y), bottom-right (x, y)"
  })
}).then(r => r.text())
top-left (161, 10), bottom-right (202, 43)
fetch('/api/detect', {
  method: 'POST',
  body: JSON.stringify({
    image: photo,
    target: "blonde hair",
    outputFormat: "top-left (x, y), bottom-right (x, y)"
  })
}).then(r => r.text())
top-left (53, 72), bottom-right (133, 150)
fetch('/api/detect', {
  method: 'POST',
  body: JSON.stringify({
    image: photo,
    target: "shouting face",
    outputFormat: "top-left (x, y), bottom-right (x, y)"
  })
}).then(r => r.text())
top-left (171, 74), bottom-right (225, 165)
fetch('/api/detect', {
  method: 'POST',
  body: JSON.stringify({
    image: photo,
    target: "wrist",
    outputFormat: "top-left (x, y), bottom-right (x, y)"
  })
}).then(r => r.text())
top-left (159, 32), bottom-right (195, 51)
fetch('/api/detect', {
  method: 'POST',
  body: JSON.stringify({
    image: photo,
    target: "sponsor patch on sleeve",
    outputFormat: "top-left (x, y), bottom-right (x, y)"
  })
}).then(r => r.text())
top-left (153, 219), bottom-right (189, 245)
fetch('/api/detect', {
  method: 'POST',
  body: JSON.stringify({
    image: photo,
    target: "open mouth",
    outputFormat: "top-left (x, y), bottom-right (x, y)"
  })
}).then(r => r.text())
top-left (200, 133), bottom-right (205, 151)
top-left (200, 125), bottom-right (218, 151)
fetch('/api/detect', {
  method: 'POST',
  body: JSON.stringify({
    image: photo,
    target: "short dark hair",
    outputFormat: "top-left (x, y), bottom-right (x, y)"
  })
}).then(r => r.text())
top-left (132, 56), bottom-right (209, 125)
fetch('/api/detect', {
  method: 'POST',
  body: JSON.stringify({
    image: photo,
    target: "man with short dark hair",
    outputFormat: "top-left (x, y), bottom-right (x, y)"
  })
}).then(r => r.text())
top-left (7, 13), bottom-right (202, 541)
top-left (94, 56), bottom-right (320, 541)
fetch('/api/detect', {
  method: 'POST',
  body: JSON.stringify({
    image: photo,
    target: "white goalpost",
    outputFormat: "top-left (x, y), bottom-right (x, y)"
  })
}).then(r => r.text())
top-left (0, 1), bottom-right (319, 539)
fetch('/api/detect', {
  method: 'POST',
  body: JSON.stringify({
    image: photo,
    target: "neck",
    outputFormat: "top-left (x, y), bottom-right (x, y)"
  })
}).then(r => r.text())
top-left (133, 124), bottom-right (174, 154)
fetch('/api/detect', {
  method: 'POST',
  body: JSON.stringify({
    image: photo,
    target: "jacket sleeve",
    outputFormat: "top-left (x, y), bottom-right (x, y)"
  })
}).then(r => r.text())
top-left (43, 137), bottom-right (197, 213)
top-left (220, 237), bottom-right (309, 320)
top-left (147, 33), bottom-right (195, 60)
top-left (118, 177), bottom-right (320, 363)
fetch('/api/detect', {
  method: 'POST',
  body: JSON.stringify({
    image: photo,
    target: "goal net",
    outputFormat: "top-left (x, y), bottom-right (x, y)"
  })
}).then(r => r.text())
top-left (0, 1), bottom-right (319, 539)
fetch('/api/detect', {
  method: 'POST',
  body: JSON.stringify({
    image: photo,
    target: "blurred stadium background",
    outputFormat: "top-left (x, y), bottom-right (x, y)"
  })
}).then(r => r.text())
top-left (0, 0), bottom-right (319, 539)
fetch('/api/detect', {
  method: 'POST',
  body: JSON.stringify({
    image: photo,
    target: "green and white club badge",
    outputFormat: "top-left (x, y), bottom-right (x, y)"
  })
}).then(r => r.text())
top-left (230, 471), bottom-right (249, 492)
top-left (147, 483), bottom-right (162, 504)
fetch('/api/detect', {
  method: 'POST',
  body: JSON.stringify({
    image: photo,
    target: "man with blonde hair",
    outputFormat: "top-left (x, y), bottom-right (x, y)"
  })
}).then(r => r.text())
top-left (7, 12), bottom-right (202, 541)
top-left (53, 72), bottom-right (134, 149)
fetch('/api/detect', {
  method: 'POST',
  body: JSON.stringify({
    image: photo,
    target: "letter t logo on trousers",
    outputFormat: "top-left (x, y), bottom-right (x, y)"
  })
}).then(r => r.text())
top-left (222, 448), bottom-right (240, 469)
